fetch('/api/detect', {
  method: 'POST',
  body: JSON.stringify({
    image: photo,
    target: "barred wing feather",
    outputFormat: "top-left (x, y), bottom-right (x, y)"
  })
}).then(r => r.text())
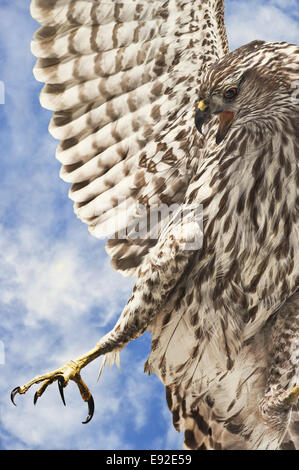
top-left (30, 0), bottom-right (228, 276)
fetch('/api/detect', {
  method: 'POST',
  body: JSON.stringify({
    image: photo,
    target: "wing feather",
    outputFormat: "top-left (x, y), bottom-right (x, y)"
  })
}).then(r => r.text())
top-left (30, 0), bottom-right (228, 275)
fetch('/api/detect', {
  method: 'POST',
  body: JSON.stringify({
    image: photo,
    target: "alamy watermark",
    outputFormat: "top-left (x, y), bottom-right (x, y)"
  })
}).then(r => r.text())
top-left (105, 201), bottom-right (203, 251)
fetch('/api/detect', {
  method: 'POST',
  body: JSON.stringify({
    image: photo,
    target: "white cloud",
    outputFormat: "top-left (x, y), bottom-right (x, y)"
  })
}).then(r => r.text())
top-left (0, 220), bottom-right (176, 450)
top-left (226, 0), bottom-right (299, 50)
top-left (0, 225), bottom-right (131, 329)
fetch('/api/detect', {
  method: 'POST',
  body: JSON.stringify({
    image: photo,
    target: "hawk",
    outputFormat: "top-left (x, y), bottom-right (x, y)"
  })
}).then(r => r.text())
top-left (11, 0), bottom-right (299, 450)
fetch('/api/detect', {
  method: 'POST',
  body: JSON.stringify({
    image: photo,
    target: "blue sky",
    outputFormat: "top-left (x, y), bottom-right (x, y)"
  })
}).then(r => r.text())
top-left (0, 0), bottom-right (298, 451)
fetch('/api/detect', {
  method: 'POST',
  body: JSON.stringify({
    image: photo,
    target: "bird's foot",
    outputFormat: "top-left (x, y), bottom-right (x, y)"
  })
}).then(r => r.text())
top-left (11, 359), bottom-right (94, 423)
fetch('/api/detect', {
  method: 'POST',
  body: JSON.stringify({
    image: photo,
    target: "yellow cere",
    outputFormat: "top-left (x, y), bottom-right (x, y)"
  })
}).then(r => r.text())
top-left (198, 100), bottom-right (207, 111)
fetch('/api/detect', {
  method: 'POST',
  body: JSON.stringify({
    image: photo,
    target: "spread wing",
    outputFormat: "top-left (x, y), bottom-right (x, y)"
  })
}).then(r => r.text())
top-left (30, 0), bottom-right (229, 275)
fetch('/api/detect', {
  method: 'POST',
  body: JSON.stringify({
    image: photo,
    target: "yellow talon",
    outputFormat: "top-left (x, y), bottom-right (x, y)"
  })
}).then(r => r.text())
top-left (11, 359), bottom-right (95, 423)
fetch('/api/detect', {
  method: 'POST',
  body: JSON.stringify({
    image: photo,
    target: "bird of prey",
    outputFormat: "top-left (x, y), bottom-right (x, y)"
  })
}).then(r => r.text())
top-left (11, 0), bottom-right (299, 450)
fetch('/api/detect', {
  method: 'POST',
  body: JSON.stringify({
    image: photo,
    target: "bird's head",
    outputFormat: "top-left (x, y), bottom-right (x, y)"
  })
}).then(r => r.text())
top-left (195, 77), bottom-right (244, 145)
top-left (195, 40), bottom-right (299, 145)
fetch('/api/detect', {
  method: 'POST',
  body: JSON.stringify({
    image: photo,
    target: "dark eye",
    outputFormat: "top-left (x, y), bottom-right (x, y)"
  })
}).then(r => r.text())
top-left (223, 86), bottom-right (238, 100)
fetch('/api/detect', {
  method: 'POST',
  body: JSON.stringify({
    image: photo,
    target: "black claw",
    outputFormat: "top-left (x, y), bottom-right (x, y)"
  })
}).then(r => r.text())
top-left (82, 395), bottom-right (94, 424)
top-left (33, 392), bottom-right (39, 405)
top-left (57, 376), bottom-right (66, 406)
top-left (11, 387), bottom-right (21, 406)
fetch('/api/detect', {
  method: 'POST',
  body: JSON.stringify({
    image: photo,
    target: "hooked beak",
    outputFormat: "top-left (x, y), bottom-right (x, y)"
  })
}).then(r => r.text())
top-left (195, 100), bottom-right (211, 135)
top-left (195, 100), bottom-right (235, 145)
